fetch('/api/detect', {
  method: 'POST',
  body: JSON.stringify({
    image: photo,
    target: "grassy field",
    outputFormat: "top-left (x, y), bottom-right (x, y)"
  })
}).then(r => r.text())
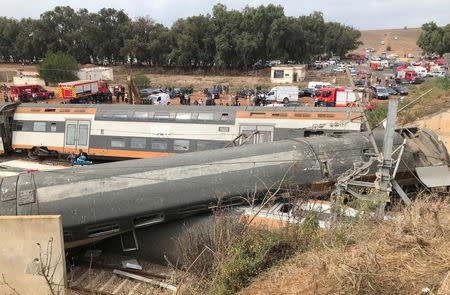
top-left (352, 27), bottom-right (422, 57)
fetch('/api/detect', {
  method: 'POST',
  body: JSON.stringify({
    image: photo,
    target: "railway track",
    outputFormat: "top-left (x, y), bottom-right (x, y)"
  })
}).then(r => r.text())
top-left (67, 260), bottom-right (177, 295)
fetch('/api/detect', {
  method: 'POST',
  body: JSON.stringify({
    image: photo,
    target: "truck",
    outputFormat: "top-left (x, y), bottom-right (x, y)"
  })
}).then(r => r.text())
top-left (58, 80), bottom-right (111, 103)
top-left (314, 88), bottom-right (365, 107)
top-left (370, 62), bottom-right (383, 71)
top-left (10, 85), bottom-right (54, 102)
top-left (266, 86), bottom-right (298, 103)
top-left (396, 70), bottom-right (424, 84)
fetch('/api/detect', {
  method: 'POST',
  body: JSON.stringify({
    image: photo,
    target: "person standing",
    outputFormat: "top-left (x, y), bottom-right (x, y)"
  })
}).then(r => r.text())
top-left (3, 93), bottom-right (8, 102)
top-left (32, 92), bottom-right (37, 103)
top-left (187, 93), bottom-right (191, 105)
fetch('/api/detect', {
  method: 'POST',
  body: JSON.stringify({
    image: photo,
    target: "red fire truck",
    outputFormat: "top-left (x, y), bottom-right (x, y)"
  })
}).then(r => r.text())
top-left (58, 80), bottom-right (111, 103)
top-left (10, 85), bottom-right (55, 102)
top-left (314, 88), bottom-right (367, 107)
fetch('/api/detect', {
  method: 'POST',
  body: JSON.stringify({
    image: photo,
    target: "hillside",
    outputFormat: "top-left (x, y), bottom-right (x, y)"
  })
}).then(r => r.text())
top-left (352, 27), bottom-right (422, 57)
top-left (241, 197), bottom-right (450, 295)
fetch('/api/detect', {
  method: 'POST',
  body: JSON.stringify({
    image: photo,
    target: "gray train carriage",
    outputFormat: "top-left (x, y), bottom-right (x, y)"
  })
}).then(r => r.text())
top-left (9, 103), bottom-right (363, 160)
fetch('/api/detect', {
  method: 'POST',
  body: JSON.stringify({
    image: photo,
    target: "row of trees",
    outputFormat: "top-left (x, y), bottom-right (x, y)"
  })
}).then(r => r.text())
top-left (417, 22), bottom-right (450, 56)
top-left (0, 4), bottom-right (362, 68)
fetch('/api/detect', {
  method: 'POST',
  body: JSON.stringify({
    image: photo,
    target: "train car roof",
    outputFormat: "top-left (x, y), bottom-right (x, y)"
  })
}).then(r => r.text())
top-left (8, 103), bottom-right (362, 113)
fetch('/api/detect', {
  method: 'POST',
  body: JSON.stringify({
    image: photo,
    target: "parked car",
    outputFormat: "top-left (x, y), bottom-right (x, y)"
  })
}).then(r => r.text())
top-left (371, 86), bottom-right (390, 100)
top-left (206, 89), bottom-right (220, 98)
top-left (354, 80), bottom-right (366, 87)
top-left (139, 88), bottom-right (156, 97)
top-left (386, 87), bottom-right (399, 95)
top-left (302, 88), bottom-right (317, 97)
top-left (237, 88), bottom-right (255, 97)
top-left (333, 66), bottom-right (345, 72)
top-left (390, 86), bottom-right (408, 95)
top-left (430, 71), bottom-right (446, 78)
top-left (173, 87), bottom-right (186, 97)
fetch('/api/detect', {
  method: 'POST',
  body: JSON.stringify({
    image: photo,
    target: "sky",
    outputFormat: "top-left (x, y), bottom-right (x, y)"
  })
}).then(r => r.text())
top-left (0, 0), bottom-right (448, 30)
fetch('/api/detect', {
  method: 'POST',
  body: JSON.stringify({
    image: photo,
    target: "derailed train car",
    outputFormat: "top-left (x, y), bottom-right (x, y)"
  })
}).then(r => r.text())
top-left (6, 103), bottom-right (363, 159)
top-left (0, 128), bottom-right (447, 246)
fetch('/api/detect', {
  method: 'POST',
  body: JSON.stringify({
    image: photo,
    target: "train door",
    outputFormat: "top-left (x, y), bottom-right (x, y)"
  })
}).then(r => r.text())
top-left (64, 120), bottom-right (90, 153)
top-left (238, 125), bottom-right (274, 145)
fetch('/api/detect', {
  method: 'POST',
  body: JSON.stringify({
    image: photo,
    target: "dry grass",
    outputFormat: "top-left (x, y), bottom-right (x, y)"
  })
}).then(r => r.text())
top-left (240, 195), bottom-right (450, 295)
top-left (352, 28), bottom-right (422, 56)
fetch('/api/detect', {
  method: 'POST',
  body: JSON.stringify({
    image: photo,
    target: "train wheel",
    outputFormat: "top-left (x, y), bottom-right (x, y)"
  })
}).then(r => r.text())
top-left (27, 148), bottom-right (39, 160)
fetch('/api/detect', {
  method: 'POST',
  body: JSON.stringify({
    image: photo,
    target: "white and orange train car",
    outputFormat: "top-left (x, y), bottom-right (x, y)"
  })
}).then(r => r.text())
top-left (10, 104), bottom-right (363, 159)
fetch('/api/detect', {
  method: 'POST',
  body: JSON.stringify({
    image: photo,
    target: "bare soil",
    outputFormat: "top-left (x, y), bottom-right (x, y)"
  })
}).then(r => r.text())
top-left (352, 27), bottom-right (422, 57)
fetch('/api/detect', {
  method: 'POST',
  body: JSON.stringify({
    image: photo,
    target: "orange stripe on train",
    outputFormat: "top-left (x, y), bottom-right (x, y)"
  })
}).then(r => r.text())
top-left (11, 145), bottom-right (175, 158)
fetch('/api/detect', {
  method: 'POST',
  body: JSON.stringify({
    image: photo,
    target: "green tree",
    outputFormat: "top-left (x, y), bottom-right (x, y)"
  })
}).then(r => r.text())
top-left (38, 51), bottom-right (78, 82)
top-left (417, 22), bottom-right (449, 56)
top-left (133, 75), bottom-right (150, 88)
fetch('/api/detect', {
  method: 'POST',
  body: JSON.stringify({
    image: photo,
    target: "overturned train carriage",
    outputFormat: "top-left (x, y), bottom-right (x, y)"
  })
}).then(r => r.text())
top-left (0, 128), bottom-right (447, 246)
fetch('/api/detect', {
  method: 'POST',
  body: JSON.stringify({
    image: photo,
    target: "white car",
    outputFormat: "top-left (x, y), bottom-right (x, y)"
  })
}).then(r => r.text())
top-left (430, 71), bottom-right (446, 77)
top-left (333, 67), bottom-right (345, 72)
top-left (151, 93), bottom-right (171, 105)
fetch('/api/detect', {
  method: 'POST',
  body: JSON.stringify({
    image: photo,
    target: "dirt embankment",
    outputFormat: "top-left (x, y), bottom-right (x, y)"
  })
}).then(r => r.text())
top-left (240, 197), bottom-right (450, 295)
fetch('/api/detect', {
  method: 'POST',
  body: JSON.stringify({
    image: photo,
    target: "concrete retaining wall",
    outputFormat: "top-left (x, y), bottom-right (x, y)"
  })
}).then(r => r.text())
top-left (0, 215), bottom-right (66, 294)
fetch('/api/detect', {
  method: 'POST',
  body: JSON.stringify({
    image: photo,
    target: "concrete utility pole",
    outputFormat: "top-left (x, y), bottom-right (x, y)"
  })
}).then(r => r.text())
top-left (334, 64), bottom-right (411, 216)
top-left (374, 97), bottom-right (399, 215)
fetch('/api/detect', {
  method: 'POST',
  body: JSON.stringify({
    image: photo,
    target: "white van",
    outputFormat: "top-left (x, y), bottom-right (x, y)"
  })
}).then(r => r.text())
top-left (412, 66), bottom-right (427, 78)
top-left (266, 86), bottom-right (298, 103)
top-left (151, 93), bottom-right (170, 105)
top-left (308, 81), bottom-right (331, 89)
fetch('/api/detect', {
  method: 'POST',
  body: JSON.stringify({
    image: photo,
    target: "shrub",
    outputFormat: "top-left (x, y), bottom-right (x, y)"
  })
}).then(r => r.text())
top-left (133, 75), bottom-right (150, 89)
top-left (38, 51), bottom-right (78, 82)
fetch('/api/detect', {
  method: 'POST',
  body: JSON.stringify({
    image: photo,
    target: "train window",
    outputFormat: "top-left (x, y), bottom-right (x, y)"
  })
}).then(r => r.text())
top-left (221, 113), bottom-right (229, 121)
top-left (111, 138), bottom-right (125, 148)
top-left (33, 122), bottom-right (46, 132)
top-left (44, 108), bottom-right (56, 112)
top-left (250, 112), bottom-right (266, 116)
top-left (133, 112), bottom-right (148, 119)
top-left (176, 113), bottom-right (192, 120)
top-left (173, 139), bottom-right (189, 151)
top-left (272, 113), bottom-right (288, 117)
top-left (295, 113), bottom-right (311, 117)
top-left (154, 112), bottom-right (169, 119)
top-left (131, 138), bottom-right (146, 149)
top-left (151, 140), bottom-right (168, 150)
top-left (78, 125), bottom-right (89, 146)
top-left (15, 121), bottom-right (24, 131)
top-left (219, 127), bottom-right (229, 132)
top-left (50, 123), bottom-right (57, 132)
top-left (318, 114), bottom-right (335, 118)
top-left (66, 124), bottom-right (76, 145)
top-left (198, 113), bottom-right (214, 121)
top-left (113, 113), bottom-right (127, 119)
